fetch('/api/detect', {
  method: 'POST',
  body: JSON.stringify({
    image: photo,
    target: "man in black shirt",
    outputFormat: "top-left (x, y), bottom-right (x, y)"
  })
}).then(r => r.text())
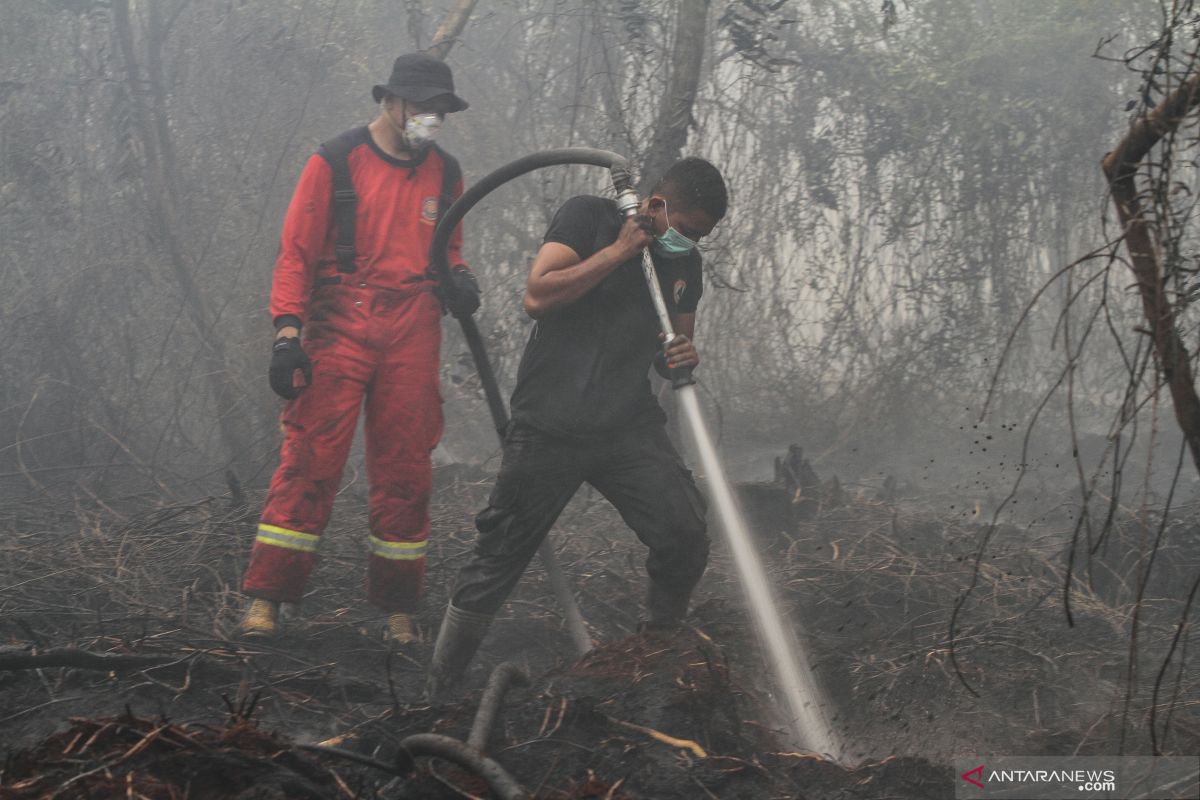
top-left (429, 158), bottom-right (728, 695)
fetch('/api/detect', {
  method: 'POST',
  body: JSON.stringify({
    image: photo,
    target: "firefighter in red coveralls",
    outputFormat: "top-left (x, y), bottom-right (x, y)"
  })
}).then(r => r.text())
top-left (238, 54), bottom-right (479, 643)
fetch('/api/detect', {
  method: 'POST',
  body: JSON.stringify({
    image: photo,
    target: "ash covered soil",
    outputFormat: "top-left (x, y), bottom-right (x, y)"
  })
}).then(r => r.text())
top-left (0, 461), bottom-right (1196, 798)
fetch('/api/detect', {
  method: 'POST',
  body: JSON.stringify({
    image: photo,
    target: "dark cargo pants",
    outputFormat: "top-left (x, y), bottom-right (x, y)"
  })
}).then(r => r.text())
top-left (451, 422), bottom-right (709, 617)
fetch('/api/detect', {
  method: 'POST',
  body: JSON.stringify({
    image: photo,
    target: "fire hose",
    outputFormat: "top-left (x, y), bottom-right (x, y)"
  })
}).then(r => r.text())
top-left (429, 148), bottom-right (638, 658)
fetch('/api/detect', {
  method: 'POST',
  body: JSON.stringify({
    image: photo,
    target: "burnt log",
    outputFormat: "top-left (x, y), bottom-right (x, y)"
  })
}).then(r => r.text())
top-left (735, 444), bottom-right (832, 542)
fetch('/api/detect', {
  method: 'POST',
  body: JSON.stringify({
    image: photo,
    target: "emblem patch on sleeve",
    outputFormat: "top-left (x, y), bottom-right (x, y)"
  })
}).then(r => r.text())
top-left (420, 197), bottom-right (439, 224)
top-left (673, 278), bottom-right (688, 305)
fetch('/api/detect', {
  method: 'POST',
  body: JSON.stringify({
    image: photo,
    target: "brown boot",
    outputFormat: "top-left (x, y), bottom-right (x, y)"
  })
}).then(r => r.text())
top-left (384, 611), bottom-right (418, 645)
top-left (239, 598), bottom-right (280, 639)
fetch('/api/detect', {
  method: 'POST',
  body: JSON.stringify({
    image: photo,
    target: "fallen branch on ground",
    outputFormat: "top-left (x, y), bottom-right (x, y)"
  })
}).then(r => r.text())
top-left (0, 648), bottom-right (174, 672)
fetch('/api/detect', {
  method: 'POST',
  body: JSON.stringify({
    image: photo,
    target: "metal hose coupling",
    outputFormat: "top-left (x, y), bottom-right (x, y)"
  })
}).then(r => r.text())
top-left (609, 163), bottom-right (640, 218)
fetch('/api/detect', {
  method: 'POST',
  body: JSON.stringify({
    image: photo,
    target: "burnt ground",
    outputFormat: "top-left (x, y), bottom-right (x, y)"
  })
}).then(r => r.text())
top-left (0, 461), bottom-right (1197, 798)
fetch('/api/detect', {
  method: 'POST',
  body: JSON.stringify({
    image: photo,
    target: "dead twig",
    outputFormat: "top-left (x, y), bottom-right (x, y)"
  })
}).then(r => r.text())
top-left (605, 716), bottom-right (708, 759)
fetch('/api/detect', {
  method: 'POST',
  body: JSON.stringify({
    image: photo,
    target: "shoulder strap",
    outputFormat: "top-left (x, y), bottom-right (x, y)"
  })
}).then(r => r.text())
top-left (433, 144), bottom-right (461, 225)
top-left (316, 126), bottom-right (370, 274)
top-left (428, 145), bottom-right (462, 282)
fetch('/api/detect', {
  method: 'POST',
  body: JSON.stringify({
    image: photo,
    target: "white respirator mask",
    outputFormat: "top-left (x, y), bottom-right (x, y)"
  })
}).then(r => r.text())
top-left (403, 112), bottom-right (442, 150)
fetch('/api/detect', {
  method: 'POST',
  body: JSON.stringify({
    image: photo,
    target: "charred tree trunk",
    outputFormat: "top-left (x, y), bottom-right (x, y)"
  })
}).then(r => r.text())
top-left (1101, 73), bottom-right (1200, 477)
top-left (638, 0), bottom-right (709, 190)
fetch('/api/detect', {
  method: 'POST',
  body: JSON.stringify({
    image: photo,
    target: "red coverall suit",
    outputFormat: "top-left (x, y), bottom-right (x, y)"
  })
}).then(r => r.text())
top-left (242, 130), bottom-right (464, 612)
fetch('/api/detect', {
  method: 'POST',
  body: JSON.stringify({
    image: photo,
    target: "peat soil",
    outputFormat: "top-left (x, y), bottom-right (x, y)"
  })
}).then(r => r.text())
top-left (0, 461), bottom-right (1196, 798)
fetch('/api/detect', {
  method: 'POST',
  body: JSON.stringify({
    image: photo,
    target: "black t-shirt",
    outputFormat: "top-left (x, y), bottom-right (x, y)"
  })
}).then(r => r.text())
top-left (509, 195), bottom-right (704, 439)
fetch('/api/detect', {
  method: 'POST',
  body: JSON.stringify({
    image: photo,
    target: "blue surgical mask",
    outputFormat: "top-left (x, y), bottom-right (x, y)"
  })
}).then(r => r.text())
top-left (651, 200), bottom-right (697, 259)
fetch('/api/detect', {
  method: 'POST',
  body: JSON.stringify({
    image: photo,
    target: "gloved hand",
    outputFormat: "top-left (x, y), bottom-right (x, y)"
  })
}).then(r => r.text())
top-left (436, 265), bottom-right (481, 318)
top-left (269, 336), bottom-right (312, 399)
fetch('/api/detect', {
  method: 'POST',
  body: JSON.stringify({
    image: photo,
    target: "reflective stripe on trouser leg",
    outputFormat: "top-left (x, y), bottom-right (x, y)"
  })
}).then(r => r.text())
top-left (256, 524), bottom-right (321, 552)
top-left (369, 536), bottom-right (428, 560)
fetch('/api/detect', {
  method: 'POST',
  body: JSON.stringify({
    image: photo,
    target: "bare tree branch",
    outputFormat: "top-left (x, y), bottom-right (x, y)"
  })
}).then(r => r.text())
top-left (424, 0), bottom-right (481, 61)
top-left (1102, 72), bottom-right (1200, 476)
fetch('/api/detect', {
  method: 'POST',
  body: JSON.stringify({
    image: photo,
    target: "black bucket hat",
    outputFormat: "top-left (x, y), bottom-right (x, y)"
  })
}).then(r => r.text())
top-left (372, 53), bottom-right (468, 112)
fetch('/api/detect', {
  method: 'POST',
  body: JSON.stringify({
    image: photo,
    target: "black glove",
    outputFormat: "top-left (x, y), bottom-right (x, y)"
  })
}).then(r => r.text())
top-left (436, 265), bottom-right (481, 318)
top-left (269, 336), bottom-right (312, 399)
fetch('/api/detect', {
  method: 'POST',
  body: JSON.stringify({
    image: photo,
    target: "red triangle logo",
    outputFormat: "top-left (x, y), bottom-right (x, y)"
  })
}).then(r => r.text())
top-left (961, 764), bottom-right (985, 788)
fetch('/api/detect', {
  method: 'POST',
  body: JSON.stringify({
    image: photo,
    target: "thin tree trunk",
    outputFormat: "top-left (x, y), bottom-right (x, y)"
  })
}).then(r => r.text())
top-left (1101, 72), bottom-right (1200, 476)
top-left (111, 0), bottom-right (256, 479)
top-left (639, 0), bottom-right (710, 189)
top-left (638, 0), bottom-right (711, 447)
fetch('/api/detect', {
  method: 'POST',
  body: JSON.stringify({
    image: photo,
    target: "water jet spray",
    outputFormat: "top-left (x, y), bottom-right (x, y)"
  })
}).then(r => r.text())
top-left (612, 169), bottom-right (846, 762)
